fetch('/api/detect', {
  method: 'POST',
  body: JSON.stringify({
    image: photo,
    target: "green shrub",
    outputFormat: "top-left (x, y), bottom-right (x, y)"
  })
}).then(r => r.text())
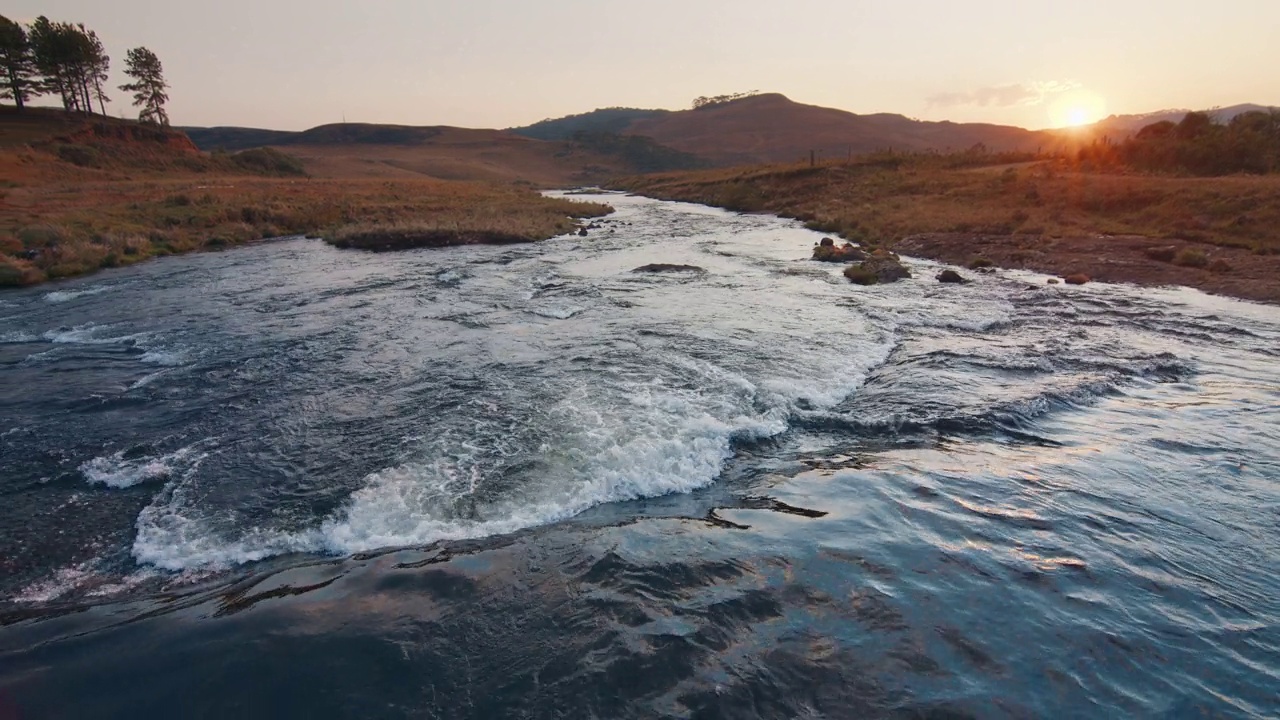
top-left (229, 147), bottom-right (308, 177)
top-left (55, 144), bottom-right (103, 167)
top-left (1173, 247), bottom-right (1209, 267)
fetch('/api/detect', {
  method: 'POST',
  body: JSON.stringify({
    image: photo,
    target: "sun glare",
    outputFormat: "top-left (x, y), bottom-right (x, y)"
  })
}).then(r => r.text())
top-left (1065, 107), bottom-right (1091, 127)
top-left (1049, 91), bottom-right (1107, 129)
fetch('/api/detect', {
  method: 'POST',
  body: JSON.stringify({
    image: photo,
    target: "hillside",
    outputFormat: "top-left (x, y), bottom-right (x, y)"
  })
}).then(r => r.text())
top-left (509, 108), bottom-right (670, 141)
top-left (182, 95), bottom-right (1064, 180)
top-left (1, 108), bottom-right (611, 287)
top-left (621, 93), bottom-right (1058, 165)
top-left (182, 122), bottom-right (699, 184)
top-left (1087, 104), bottom-right (1278, 139)
top-left (0, 106), bottom-right (304, 182)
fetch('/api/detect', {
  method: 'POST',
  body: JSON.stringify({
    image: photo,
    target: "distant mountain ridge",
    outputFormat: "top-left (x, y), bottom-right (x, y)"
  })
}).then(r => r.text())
top-left (178, 95), bottom-right (1278, 183)
top-left (1088, 103), bottom-right (1279, 138)
top-left (616, 93), bottom-right (1055, 164)
top-left (179, 122), bottom-right (701, 185)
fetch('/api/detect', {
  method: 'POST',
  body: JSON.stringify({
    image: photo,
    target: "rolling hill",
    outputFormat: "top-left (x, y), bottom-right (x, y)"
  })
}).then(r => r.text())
top-left (617, 93), bottom-right (1057, 165)
top-left (1086, 104), bottom-right (1279, 139)
top-left (180, 122), bottom-right (700, 185)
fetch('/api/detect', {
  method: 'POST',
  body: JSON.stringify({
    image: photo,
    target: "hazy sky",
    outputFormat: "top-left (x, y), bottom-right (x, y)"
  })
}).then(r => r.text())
top-left (10, 0), bottom-right (1278, 130)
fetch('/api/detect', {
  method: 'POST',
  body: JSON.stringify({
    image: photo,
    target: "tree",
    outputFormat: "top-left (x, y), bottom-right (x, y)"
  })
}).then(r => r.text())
top-left (29, 17), bottom-right (92, 113)
top-left (0, 15), bottom-right (37, 109)
top-left (84, 27), bottom-right (109, 114)
top-left (120, 46), bottom-right (168, 125)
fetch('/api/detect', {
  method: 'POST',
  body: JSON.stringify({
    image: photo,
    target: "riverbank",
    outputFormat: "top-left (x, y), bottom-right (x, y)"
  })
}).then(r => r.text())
top-left (1, 176), bottom-right (611, 286)
top-left (612, 158), bottom-right (1280, 304)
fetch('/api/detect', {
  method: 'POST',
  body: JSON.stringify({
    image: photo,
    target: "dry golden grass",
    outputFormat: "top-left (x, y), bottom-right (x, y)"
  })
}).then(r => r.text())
top-left (280, 130), bottom-right (629, 186)
top-left (615, 157), bottom-right (1280, 254)
top-left (0, 176), bottom-right (611, 286)
top-left (0, 109), bottom-right (631, 285)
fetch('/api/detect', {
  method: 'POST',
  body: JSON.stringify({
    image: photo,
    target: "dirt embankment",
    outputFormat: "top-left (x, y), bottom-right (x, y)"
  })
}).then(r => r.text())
top-left (894, 233), bottom-right (1280, 304)
top-left (613, 159), bottom-right (1280, 305)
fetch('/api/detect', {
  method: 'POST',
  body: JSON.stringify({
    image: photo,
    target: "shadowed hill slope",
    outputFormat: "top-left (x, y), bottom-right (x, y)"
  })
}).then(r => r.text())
top-left (509, 108), bottom-right (669, 141)
top-left (623, 93), bottom-right (1057, 164)
top-left (182, 122), bottom-right (698, 184)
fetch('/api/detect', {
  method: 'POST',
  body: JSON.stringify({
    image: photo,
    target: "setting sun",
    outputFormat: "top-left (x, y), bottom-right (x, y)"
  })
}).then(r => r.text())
top-left (1049, 90), bottom-right (1108, 128)
top-left (1065, 107), bottom-right (1092, 126)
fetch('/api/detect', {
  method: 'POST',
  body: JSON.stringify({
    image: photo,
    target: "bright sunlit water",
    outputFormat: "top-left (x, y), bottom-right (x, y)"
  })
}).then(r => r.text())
top-left (1, 194), bottom-right (1277, 718)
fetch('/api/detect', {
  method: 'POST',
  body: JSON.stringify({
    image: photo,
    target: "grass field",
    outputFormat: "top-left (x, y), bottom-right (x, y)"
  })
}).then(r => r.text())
top-left (614, 156), bottom-right (1280, 254)
top-left (0, 110), bottom-right (612, 286)
top-left (1, 177), bottom-right (611, 285)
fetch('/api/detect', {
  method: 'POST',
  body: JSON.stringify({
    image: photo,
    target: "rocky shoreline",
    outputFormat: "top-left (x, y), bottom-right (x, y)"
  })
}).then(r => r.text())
top-left (892, 233), bottom-right (1280, 305)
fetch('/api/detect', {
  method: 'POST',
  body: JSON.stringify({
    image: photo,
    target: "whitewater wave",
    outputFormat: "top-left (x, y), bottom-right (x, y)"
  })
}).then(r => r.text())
top-left (43, 322), bottom-right (149, 346)
top-left (43, 284), bottom-right (115, 303)
top-left (130, 321), bottom-right (896, 571)
top-left (80, 442), bottom-right (211, 489)
top-left (139, 348), bottom-right (190, 366)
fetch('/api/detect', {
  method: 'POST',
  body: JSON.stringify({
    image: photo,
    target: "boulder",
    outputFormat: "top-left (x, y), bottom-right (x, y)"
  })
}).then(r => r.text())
top-left (813, 242), bottom-right (868, 263)
top-left (844, 251), bottom-right (911, 285)
top-left (936, 269), bottom-right (969, 284)
top-left (1047, 278), bottom-right (1060, 285)
top-left (1063, 273), bottom-right (1090, 285)
top-left (577, 227), bottom-right (589, 237)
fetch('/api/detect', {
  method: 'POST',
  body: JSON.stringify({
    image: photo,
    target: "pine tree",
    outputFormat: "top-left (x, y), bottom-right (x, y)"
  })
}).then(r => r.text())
top-left (120, 46), bottom-right (168, 125)
top-left (0, 15), bottom-right (37, 109)
top-left (85, 28), bottom-right (109, 115)
top-left (29, 17), bottom-right (80, 112)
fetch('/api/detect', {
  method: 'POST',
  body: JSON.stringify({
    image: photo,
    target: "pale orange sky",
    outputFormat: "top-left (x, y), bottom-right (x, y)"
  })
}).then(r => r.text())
top-left (10, 0), bottom-right (1278, 130)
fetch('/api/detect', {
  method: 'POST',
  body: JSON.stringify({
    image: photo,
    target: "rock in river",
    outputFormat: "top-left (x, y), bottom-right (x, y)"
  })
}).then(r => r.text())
top-left (632, 264), bottom-right (706, 274)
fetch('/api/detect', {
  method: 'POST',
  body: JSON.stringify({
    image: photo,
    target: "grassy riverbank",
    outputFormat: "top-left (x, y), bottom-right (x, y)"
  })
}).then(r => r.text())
top-left (0, 108), bottom-right (613, 286)
top-left (613, 156), bottom-right (1280, 303)
top-left (1, 177), bottom-right (611, 286)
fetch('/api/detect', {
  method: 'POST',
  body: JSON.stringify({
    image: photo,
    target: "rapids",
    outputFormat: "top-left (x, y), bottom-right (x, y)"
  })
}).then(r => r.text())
top-left (1, 194), bottom-right (1277, 718)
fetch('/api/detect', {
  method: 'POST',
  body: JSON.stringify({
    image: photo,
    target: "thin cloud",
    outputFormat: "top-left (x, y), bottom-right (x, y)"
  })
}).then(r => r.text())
top-left (927, 81), bottom-right (1080, 109)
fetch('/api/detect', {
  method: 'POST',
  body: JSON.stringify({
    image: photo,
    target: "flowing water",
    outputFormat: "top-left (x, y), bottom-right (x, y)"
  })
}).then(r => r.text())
top-left (1, 194), bottom-right (1278, 718)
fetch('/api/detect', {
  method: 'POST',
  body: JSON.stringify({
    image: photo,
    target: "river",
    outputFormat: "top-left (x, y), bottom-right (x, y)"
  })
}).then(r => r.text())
top-left (1, 193), bottom-right (1278, 718)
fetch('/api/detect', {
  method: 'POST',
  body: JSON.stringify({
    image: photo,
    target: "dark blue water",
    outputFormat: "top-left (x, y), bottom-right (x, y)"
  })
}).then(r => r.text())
top-left (1, 194), bottom-right (1278, 718)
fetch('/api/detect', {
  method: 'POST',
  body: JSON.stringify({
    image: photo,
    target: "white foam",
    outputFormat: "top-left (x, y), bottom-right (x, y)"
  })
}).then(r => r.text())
top-left (129, 370), bottom-right (170, 390)
top-left (140, 348), bottom-right (189, 366)
top-left (528, 305), bottom-right (585, 320)
top-left (10, 562), bottom-right (171, 604)
top-left (80, 444), bottom-right (208, 489)
top-left (43, 284), bottom-right (113, 303)
top-left (0, 330), bottom-right (38, 343)
top-left (12, 564), bottom-right (98, 603)
top-left (42, 322), bottom-right (148, 346)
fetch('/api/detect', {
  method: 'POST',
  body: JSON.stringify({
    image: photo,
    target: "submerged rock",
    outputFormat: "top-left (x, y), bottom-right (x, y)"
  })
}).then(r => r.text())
top-left (813, 239), bottom-right (868, 263)
top-left (631, 264), bottom-right (706, 274)
top-left (937, 269), bottom-right (969, 284)
top-left (577, 227), bottom-right (589, 237)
